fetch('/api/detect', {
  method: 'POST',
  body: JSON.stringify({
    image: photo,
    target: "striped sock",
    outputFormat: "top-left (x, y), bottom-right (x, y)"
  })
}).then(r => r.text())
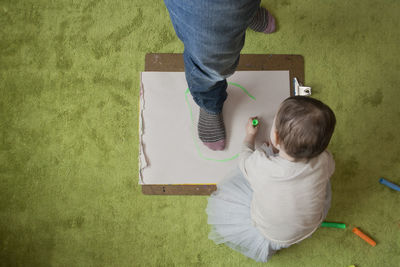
top-left (198, 108), bottom-right (226, 151)
top-left (248, 7), bottom-right (276, 34)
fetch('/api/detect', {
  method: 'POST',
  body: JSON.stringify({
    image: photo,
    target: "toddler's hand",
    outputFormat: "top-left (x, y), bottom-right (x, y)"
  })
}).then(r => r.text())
top-left (246, 117), bottom-right (259, 137)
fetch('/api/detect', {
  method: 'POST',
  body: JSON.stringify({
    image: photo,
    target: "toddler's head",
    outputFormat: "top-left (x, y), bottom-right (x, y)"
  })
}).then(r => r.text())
top-left (271, 96), bottom-right (336, 160)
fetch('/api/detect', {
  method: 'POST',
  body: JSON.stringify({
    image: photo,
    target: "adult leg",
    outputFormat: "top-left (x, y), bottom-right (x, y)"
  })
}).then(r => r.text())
top-left (164, 0), bottom-right (264, 150)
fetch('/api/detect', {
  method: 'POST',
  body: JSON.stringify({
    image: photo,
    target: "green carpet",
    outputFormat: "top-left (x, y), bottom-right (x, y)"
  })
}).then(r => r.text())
top-left (1, 0), bottom-right (399, 266)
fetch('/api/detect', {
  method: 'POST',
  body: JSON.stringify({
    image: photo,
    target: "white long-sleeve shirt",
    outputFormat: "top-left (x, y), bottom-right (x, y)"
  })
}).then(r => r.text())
top-left (239, 142), bottom-right (335, 245)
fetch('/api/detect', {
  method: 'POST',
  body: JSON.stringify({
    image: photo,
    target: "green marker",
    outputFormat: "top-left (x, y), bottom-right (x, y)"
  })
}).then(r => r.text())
top-left (321, 222), bottom-right (346, 229)
top-left (252, 119), bottom-right (259, 127)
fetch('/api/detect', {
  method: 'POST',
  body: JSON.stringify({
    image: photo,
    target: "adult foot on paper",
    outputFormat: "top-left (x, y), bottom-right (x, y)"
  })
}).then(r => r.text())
top-left (198, 108), bottom-right (226, 151)
top-left (248, 7), bottom-right (276, 34)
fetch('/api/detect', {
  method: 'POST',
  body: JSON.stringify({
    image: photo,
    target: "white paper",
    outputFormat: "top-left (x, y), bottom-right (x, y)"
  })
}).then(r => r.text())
top-left (139, 71), bottom-right (290, 184)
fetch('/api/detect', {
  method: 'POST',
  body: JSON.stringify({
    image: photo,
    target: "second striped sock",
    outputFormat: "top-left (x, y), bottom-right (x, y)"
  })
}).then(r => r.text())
top-left (198, 108), bottom-right (226, 151)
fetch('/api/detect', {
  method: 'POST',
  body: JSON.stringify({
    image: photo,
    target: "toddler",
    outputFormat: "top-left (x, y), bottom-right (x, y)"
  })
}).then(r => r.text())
top-left (206, 96), bottom-right (336, 262)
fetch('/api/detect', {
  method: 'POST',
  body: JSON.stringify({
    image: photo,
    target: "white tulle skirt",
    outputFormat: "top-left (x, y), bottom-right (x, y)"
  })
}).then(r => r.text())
top-left (205, 167), bottom-right (331, 262)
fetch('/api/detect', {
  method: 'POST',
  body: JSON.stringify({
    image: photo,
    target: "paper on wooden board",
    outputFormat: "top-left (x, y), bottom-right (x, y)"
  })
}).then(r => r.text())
top-left (139, 71), bottom-right (290, 184)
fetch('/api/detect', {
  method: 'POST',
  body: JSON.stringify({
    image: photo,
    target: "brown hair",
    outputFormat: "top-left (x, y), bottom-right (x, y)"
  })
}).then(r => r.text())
top-left (275, 96), bottom-right (336, 159)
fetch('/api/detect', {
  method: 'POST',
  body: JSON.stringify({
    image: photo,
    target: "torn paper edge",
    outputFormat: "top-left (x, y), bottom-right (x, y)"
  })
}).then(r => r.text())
top-left (138, 72), bottom-right (147, 185)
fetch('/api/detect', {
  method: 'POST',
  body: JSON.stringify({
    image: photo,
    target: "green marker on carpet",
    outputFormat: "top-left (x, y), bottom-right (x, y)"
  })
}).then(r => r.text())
top-left (321, 222), bottom-right (346, 229)
top-left (252, 119), bottom-right (259, 127)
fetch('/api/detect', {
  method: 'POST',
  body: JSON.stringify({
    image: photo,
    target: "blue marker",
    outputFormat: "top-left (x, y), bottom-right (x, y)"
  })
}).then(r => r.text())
top-left (379, 178), bottom-right (400, 192)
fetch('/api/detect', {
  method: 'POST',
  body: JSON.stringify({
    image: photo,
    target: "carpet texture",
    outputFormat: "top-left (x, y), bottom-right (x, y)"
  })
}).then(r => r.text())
top-left (1, 0), bottom-right (399, 266)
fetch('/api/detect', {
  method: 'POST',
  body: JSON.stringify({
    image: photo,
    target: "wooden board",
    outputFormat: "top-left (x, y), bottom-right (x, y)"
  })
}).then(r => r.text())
top-left (141, 53), bottom-right (304, 195)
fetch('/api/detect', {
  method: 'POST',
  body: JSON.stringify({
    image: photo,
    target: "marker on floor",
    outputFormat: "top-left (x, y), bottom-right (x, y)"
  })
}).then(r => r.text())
top-left (379, 177), bottom-right (400, 191)
top-left (352, 227), bottom-right (376, 247)
top-left (321, 222), bottom-right (346, 229)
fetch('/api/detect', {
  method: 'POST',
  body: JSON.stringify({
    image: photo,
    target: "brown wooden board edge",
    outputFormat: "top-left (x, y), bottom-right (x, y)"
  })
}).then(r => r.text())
top-left (141, 53), bottom-right (304, 195)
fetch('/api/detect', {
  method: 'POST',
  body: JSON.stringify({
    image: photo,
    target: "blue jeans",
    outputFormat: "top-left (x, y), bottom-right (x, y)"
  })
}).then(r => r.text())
top-left (164, 0), bottom-right (260, 114)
